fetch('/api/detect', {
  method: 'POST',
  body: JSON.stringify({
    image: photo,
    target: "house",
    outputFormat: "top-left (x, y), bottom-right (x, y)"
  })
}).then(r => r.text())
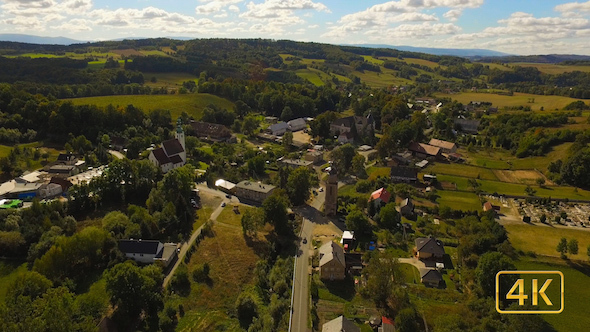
top-left (428, 139), bottom-right (457, 154)
top-left (415, 237), bottom-right (445, 260)
top-left (50, 177), bottom-right (73, 192)
top-left (340, 231), bottom-right (355, 247)
top-left (48, 165), bottom-right (79, 177)
top-left (420, 268), bottom-right (443, 287)
top-left (279, 158), bottom-right (314, 170)
top-left (399, 198), bottom-right (414, 217)
top-left (265, 116), bottom-right (278, 124)
top-left (378, 317), bottom-right (395, 332)
top-left (322, 316), bottom-right (360, 332)
top-left (423, 174), bottom-right (437, 184)
top-left (38, 183), bottom-right (62, 198)
top-left (408, 142), bottom-right (441, 159)
top-left (6, 182), bottom-right (42, 200)
top-left (330, 114), bottom-right (375, 137)
top-left (118, 239), bottom-right (178, 268)
top-left (235, 181), bottom-right (276, 203)
top-left (56, 153), bottom-right (78, 165)
top-left (215, 179), bottom-right (236, 194)
top-left (16, 171), bottom-right (45, 184)
top-left (337, 132), bottom-right (354, 144)
top-left (190, 121), bottom-right (232, 141)
top-left (319, 241), bottom-right (346, 280)
top-left (269, 122), bottom-right (289, 136)
top-left (287, 118), bottom-right (307, 132)
top-left (304, 150), bottom-right (323, 164)
top-left (149, 119), bottom-right (186, 173)
top-left (454, 119), bottom-right (480, 134)
top-left (369, 188), bottom-right (391, 206)
top-left (483, 201), bottom-right (493, 212)
top-left (390, 166), bottom-right (418, 183)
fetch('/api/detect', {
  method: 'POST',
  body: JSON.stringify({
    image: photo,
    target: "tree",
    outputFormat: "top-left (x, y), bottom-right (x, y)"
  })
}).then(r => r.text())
top-left (536, 177), bottom-right (546, 187)
top-left (361, 251), bottom-right (403, 311)
top-left (247, 154), bottom-right (266, 176)
top-left (475, 252), bottom-right (517, 297)
top-left (568, 239), bottom-right (579, 255)
top-left (192, 263), bottom-right (210, 283)
top-left (587, 244), bottom-right (590, 261)
top-left (345, 209), bottom-right (371, 238)
top-left (236, 289), bottom-right (259, 329)
top-left (556, 237), bottom-right (568, 257)
top-left (262, 192), bottom-right (290, 235)
top-left (286, 166), bottom-right (314, 205)
top-left (539, 214), bottom-right (547, 224)
top-left (330, 144), bottom-right (357, 176)
top-left (395, 307), bottom-right (419, 332)
top-left (525, 185), bottom-right (536, 196)
top-left (104, 262), bottom-right (162, 323)
top-left (241, 207), bottom-right (265, 238)
top-left (242, 115), bottom-right (259, 136)
top-left (352, 154), bottom-right (367, 178)
top-left (282, 131), bottom-right (293, 149)
top-left (378, 203), bottom-right (401, 231)
top-left (102, 211), bottom-right (140, 239)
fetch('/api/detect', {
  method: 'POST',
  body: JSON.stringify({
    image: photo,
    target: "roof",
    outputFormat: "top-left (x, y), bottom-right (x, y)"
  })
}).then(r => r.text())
top-left (151, 147), bottom-right (171, 164)
top-left (18, 171), bottom-right (44, 183)
top-left (162, 138), bottom-right (184, 156)
top-left (9, 182), bottom-right (42, 194)
top-left (215, 179), bottom-right (236, 190)
top-left (322, 316), bottom-right (360, 332)
top-left (57, 153), bottom-right (76, 162)
top-left (401, 198), bottom-right (413, 208)
top-left (288, 118), bottom-right (306, 129)
top-left (454, 119), bottom-right (480, 132)
top-left (420, 268), bottom-right (443, 281)
top-left (390, 167), bottom-right (418, 180)
top-left (50, 177), bottom-right (73, 191)
top-left (381, 317), bottom-right (395, 332)
top-left (281, 159), bottom-right (313, 167)
top-left (169, 154), bottom-right (184, 164)
top-left (342, 231), bottom-right (355, 240)
top-left (408, 142), bottom-right (441, 156)
top-left (415, 237), bottom-right (445, 256)
top-left (236, 181), bottom-right (276, 194)
top-left (49, 165), bottom-right (76, 172)
top-left (483, 201), bottom-right (493, 211)
top-left (270, 122), bottom-right (289, 133)
top-left (332, 115), bottom-right (374, 130)
top-left (191, 121), bottom-right (232, 138)
top-left (429, 138), bottom-right (457, 151)
top-left (319, 241), bottom-right (345, 268)
top-left (370, 188), bottom-right (391, 203)
top-left (118, 239), bottom-right (162, 255)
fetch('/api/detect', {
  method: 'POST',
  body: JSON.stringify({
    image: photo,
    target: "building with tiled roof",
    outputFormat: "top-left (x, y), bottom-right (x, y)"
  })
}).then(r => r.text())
top-left (149, 119), bottom-right (186, 173)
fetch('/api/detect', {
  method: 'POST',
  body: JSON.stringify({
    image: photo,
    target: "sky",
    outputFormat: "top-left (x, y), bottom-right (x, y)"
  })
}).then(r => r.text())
top-left (1, 0), bottom-right (590, 55)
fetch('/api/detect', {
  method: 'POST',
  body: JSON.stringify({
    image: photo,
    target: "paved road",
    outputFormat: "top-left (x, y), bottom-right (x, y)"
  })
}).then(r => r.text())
top-left (108, 150), bottom-right (125, 160)
top-left (163, 184), bottom-right (230, 288)
top-left (398, 257), bottom-right (426, 270)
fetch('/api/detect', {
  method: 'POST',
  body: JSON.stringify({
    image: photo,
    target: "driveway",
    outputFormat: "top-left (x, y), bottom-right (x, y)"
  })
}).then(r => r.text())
top-left (398, 257), bottom-right (427, 270)
top-left (108, 150), bottom-right (125, 160)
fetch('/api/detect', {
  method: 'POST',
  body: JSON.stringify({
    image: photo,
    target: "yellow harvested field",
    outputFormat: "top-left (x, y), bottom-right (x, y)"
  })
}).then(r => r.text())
top-left (436, 92), bottom-right (586, 111)
top-left (492, 169), bottom-right (553, 185)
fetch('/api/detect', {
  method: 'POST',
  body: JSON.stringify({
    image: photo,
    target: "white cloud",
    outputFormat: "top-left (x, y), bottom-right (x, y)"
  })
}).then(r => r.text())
top-left (196, 0), bottom-right (242, 15)
top-left (443, 9), bottom-right (462, 22)
top-left (228, 4), bottom-right (240, 12)
top-left (555, 1), bottom-right (590, 13)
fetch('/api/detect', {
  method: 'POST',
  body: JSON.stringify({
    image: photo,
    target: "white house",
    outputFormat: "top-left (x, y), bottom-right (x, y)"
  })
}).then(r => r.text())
top-left (149, 119), bottom-right (186, 173)
top-left (118, 239), bottom-right (178, 268)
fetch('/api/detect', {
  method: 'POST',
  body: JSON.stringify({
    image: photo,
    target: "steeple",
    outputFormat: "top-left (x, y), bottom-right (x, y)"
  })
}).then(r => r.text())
top-left (175, 118), bottom-right (185, 151)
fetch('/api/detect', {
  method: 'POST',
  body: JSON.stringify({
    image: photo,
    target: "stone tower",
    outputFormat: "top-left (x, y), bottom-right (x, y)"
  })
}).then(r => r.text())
top-left (324, 167), bottom-right (338, 216)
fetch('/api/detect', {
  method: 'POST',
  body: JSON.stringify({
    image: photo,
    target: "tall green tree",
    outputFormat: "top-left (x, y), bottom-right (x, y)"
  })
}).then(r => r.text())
top-left (568, 239), bottom-right (579, 255)
top-left (345, 209), bottom-right (371, 238)
top-left (286, 166), bottom-right (314, 206)
top-left (475, 252), bottom-right (517, 297)
top-left (556, 237), bottom-right (568, 257)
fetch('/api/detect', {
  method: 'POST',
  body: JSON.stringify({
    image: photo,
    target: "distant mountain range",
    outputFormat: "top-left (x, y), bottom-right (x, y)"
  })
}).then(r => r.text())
top-left (0, 34), bottom-right (85, 45)
top-left (347, 44), bottom-right (511, 58)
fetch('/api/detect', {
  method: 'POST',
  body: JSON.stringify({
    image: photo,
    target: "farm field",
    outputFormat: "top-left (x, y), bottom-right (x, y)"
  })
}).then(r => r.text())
top-left (435, 92), bottom-right (585, 111)
top-left (64, 93), bottom-right (235, 120)
top-left (426, 163), bottom-right (498, 181)
top-left (143, 72), bottom-right (198, 89)
top-left (296, 68), bottom-right (327, 86)
top-left (505, 224), bottom-right (590, 261)
top-left (437, 190), bottom-right (481, 211)
top-left (514, 259), bottom-right (590, 332)
top-left (171, 222), bottom-right (263, 331)
top-left (463, 143), bottom-right (573, 171)
top-left (510, 62), bottom-right (590, 75)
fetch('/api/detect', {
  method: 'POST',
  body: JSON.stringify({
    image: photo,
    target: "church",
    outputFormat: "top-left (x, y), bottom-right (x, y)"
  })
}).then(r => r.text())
top-left (149, 119), bottom-right (186, 173)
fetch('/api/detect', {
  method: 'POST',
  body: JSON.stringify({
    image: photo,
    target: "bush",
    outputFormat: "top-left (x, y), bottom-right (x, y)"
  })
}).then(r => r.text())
top-left (192, 262), bottom-right (210, 282)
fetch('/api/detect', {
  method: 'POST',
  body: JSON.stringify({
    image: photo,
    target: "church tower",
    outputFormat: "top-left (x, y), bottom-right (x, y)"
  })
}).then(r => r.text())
top-left (324, 167), bottom-right (338, 216)
top-left (175, 118), bottom-right (186, 162)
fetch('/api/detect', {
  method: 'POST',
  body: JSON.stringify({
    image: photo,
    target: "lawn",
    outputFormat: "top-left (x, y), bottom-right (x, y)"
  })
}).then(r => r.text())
top-left (367, 166), bottom-right (391, 181)
top-left (216, 205), bottom-right (253, 228)
top-left (514, 258), bottom-right (590, 332)
top-left (505, 224), bottom-right (590, 261)
top-left (193, 194), bottom-right (222, 232)
top-left (463, 143), bottom-right (573, 172)
top-left (338, 184), bottom-right (367, 199)
top-left (172, 223), bottom-right (263, 331)
top-left (354, 68), bottom-right (412, 88)
top-left (64, 93), bottom-right (235, 120)
top-left (143, 72), bottom-right (198, 89)
top-left (435, 92), bottom-right (585, 111)
top-left (399, 263), bottom-right (420, 284)
top-left (437, 190), bottom-right (482, 211)
top-left (0, 141), bottom-right (62, 172)
top-left (425, 163), bottom-right (499, 181)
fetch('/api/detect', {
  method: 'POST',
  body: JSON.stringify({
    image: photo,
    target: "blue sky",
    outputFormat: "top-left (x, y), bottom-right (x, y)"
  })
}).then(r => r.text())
top-left (1, 0), bottom-right (590, 55)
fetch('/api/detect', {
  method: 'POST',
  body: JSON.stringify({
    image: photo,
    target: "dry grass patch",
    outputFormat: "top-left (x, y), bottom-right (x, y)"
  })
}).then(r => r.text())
top-left (505, 224), bottom-right (590, 261)
top-left (493, 169), bottom-right (553, 185)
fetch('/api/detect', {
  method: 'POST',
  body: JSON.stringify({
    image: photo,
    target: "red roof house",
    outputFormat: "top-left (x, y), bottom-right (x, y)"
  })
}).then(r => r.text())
top-left (369, 188), bottom-right (391, 206)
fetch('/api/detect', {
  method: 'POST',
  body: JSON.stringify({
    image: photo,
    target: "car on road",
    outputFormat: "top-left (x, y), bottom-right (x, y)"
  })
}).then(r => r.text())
top-left (221, 202), bottom-right (226, 207)
top-left (302, 238), bottom-right (307, 244)
top-left (225, 194), bottom-right (231, 199)
top-left (318, 187), bottom-right (324, 192)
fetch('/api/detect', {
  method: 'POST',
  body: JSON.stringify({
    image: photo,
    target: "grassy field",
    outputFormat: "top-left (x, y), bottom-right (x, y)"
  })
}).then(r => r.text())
top-left (296, 68), bottom-right (326, 86)
top-left (437, 190), bottom-right (482, 211)
top-left (144, 73), bottom-right (198, 89)
top-left (401, 57), bottom-right (442, 69)
top-left (216, 205), bottom-right (253, 228)
top-left (514, 259), bottom-right (590, 332)
top-left (172, 223), bottom-right (262, 331)
top-left (426, 163), bottom-right (499, 181)
top-left (64, 93), bottom-right (234, 120)
top-left (510, 63), bottom-right (590, 75)
top-left (505, 224), bottom-right (590, 261)
top-left (435, 92), bottom-right (585, 111)
top-left (367, 166), bottom-right (391, 181)
top-left (478, 62), bottom-right (513, 71)
top-left (0, 141), bottom-right (62, 172)
top-left (463, 143), bottom-right (573, 172)
top-left (400, 263), bottom-right (421, 284)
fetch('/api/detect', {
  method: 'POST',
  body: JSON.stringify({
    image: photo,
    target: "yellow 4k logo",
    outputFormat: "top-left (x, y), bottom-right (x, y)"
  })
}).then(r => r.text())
top-left (496, 271), bottom-right (564, 314)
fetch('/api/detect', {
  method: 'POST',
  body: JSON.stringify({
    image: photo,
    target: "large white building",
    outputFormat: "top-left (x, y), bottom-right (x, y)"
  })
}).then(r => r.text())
top-left (149, 119), bottom-right (186, 173)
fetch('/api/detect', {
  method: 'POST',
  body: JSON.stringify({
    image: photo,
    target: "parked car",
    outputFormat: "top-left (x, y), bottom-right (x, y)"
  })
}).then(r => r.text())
top-left (221, 202), bottom-right (226, 207)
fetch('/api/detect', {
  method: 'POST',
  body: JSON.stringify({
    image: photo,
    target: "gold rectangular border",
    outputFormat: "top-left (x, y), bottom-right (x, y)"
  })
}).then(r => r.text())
top-left (496, 271), bottom-right (564, 314)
